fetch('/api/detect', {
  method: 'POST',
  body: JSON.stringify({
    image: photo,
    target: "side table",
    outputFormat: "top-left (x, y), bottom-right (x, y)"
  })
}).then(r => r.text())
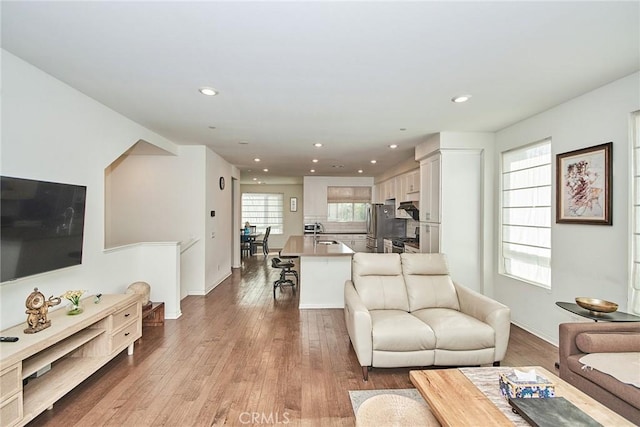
top-left (554, 301), bottom-right (640, 369)
top-left (555, 302), bottom-right (640, 322)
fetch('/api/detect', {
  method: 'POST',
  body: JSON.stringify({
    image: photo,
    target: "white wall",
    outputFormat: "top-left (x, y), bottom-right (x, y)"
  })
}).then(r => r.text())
top-left (302, 176), bottom-right (374, 224)
top-left (493, 72), bottom-right (640, 344)
top-left (0, 50), bottom-right (235, 327)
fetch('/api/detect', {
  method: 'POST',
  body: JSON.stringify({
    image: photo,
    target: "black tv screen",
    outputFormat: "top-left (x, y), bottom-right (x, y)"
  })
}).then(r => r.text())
top-left (1, 176), bottom-right (86, 282)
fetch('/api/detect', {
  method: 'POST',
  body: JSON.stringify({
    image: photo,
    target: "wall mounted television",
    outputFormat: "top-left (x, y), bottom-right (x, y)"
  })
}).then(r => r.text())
top-left (1, 176), bottom-right (87, 282)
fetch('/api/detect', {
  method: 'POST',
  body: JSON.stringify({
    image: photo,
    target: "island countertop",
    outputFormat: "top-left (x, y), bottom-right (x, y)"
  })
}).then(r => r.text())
top-left (280, 235), bottom-right (355, 257)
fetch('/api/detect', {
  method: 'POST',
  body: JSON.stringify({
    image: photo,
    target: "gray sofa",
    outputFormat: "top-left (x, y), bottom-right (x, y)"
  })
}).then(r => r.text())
top-left (344, 253), bottom-right (511, 380)
top-left (559, 321), bottom-right (640, 424)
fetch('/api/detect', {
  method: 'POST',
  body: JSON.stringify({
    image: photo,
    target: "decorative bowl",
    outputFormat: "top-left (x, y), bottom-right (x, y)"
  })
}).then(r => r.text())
top-left (575, 297), bottom-right (618, 314)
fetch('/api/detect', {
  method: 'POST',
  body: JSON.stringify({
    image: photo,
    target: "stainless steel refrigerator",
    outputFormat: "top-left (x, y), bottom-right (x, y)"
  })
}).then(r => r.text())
top-left (366, 204), bottom-right (406, 253)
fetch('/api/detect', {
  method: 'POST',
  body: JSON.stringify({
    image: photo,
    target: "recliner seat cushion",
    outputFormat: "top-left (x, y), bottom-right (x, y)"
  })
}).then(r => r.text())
top-left (352, 253), bottom-right (409, 311)
top-left (370, 310), bottom-right (436, 351)
top-left (401, 254), bottom-right (460, 312)
top-left (412, 308), bottom-right (495, 350)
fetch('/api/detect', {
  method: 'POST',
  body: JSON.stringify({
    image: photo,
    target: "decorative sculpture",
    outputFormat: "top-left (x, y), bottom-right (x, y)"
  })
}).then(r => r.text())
top-left (126, 281), bottom-right (152, 309)
top-left (24, 288), bottom-right (62, 334)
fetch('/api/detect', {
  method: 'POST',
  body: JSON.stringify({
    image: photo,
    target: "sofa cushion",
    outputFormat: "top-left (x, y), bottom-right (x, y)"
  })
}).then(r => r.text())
top-left (400, 253), bottom-right (460, 312)
top-left (412, 308), bottom-right (495, 350)
top-left (352, 253), bottom-right (409, 311)
top-left (576, 332), bottom-right (640, 354)
top-left (578, 352), bottom-right (640, 387)
top-left (567, 354), bottom-right (640, 409)
top-left (370, 310), bottom-right (436, 351)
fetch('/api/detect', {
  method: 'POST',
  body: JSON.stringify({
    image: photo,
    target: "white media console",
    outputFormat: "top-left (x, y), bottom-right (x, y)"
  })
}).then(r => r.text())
top-left (0, 294), bottom-right (142, 427)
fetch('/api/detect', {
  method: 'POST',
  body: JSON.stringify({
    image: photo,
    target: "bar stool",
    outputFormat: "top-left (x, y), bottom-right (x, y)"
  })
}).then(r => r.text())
top-left (271, 257), bottom-right (297, 298)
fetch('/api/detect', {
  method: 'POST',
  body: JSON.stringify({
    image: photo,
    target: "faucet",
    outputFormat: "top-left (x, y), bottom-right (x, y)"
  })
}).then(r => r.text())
top-left (313, 222), bottom-right (324, 242)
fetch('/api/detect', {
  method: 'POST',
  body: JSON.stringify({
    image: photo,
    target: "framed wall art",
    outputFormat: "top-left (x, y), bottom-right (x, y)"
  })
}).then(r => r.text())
top-left (290, 197), bottom-right (298, 212)
top-left (556, 142), bottom-right (612, 225)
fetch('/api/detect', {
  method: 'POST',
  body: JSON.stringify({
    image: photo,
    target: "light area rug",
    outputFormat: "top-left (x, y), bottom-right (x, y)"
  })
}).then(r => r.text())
top-left (348, 389), bottom-right (426, 416)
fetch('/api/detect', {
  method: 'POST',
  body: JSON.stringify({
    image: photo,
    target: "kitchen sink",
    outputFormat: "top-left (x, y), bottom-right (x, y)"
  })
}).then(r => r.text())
top-left (316, 240), bottom-right (339, 245)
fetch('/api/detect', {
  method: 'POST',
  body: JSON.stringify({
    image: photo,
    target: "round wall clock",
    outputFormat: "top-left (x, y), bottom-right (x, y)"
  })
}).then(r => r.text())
top-left (219, 176), bottom-right (225, 190)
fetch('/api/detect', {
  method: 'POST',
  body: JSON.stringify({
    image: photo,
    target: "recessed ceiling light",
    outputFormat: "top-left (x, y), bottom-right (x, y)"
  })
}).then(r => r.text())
top-left (253, 178), bottom-right (257, 181)
top-left (310, 169), bottom-right (316, 173)
top-left (253, 158), bottom-right (260, 162)
top-left (199, 87), bottom-right (218, 96)
top-left (389, 144), bottom-right (398, 149)
top-left (312, 159), bottom-right (319, 163)
top-left (313, 143), bottom-right (323, 148)
top-left (257, 181), bottom-right (262, 184)
top-left (451, 95), bottom-right (472, 103)
top-left (358, 169), bottom-right (363, 174)
top-left (263, 168), bottom-right (269, 172)
top-left (370, 160), bottom-right (377, 164)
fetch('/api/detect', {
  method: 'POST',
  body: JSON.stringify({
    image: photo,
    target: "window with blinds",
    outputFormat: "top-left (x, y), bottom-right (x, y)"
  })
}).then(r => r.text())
top-left (327, 186), bottom-right (371, 222)
top-left (241, 193), bottom-right (283, 234)
top-left (501, 139), bottom-right (552, 287)
top-left (632, 112), bottom-right (640, 305)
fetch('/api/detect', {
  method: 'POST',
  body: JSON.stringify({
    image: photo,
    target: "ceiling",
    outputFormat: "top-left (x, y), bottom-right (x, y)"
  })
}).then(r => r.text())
top-left (2, 1), bottom-right (638, 184)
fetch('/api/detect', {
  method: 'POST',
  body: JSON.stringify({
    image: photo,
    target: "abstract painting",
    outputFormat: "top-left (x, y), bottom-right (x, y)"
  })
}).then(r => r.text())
top-left (556, 142), bottom-right (612, 224)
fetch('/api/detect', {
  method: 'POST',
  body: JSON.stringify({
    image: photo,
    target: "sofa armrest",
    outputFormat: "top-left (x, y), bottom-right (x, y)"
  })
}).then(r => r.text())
top-left (454, 282), bottom-right (511, 361)
top-left (559, 321), bottom-right (640, 363)
top-left (344, 280), bottom-right (373, 367)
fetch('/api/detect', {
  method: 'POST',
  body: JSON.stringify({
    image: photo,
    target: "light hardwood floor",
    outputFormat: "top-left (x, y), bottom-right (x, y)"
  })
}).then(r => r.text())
top-left (31, 254), bottom-right (558, 426)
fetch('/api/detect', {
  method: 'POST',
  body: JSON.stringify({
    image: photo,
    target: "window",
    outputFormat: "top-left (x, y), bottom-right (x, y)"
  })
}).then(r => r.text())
top-left (501, 139), bottom-right (552, 287)
top-left (326, 186), bottom-right (371, 222)
top-left (241, 193), bottom-right (283, 234)
top-left (632, 111), bottom-right (640, 311)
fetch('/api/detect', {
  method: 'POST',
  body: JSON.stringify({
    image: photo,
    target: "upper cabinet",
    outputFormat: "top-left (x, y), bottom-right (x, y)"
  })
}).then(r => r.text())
top-left (406, 169), bottom-right (420, 195)
top-left (303, 178), bottom-right (328, 219)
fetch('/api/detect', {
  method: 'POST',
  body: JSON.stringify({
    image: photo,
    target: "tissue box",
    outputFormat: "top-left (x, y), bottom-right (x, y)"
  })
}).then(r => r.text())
top-left (499, 372), bottom-right (555, 399)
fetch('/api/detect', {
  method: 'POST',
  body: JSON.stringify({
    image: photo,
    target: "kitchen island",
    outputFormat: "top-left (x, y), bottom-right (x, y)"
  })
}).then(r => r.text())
top-left (280, 235), bottom-right (354, 309)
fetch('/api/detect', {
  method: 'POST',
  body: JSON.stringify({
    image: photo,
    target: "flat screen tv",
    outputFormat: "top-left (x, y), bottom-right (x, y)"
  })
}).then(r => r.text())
top-left (1, 176), bottom-right (87, 282)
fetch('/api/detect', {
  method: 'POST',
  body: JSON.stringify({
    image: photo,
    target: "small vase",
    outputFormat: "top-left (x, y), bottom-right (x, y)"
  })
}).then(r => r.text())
top-left (66, 302), bottom-right (83, 315)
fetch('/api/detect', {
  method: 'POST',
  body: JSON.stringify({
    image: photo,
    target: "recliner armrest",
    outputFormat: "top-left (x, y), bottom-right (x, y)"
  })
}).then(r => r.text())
top-left (454, 282), bottom-right (511, 361)
top-left (344, 280), bottom-right (373, 367)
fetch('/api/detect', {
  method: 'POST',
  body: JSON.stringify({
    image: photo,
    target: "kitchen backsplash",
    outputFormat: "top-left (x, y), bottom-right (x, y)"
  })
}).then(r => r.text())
top-left (406, 219), bottom-right (420, 238)
top-left (322, 221), bottom-right (367, 233)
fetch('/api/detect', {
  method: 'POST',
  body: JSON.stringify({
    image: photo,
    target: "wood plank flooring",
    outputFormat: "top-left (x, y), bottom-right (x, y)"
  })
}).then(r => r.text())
top-left (30, 255), bottom-right (558, 426)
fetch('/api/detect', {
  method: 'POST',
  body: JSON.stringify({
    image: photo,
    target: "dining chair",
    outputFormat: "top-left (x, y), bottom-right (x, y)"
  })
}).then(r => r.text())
top-left (252, 226), bottom-right (270, 256)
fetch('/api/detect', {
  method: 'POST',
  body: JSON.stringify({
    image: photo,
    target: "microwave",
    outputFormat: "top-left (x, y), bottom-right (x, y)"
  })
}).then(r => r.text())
top-left (304, 223), bottom-right (322, 234)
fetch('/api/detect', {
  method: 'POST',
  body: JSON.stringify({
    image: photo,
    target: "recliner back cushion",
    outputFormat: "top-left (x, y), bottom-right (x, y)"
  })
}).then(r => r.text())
top-left (401, 253), bottom-right (460, 312)
top-left (352, 253), bottom-right (409, 311)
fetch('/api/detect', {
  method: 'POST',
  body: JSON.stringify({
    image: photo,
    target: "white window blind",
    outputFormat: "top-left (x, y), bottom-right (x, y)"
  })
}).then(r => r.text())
top-left (327, 186), bottom-right (371, 202)
top-left (501, 139), bottom-right (552, 287)
top-left (241, 193), bottom-right (283, 234)
top-left (632, 112), bottom-right (640, 300)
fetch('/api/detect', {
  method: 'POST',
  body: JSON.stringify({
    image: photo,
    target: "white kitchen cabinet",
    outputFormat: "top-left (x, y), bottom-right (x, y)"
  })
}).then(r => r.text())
top-left (351, 234), bottom-right (367, 252)
top-left (394, 176), bottom-right (412, 219)
top-left (383, 239), bottom-right (393, 253)
top-left (303, 178), bottom-right (328, 219)
top-left (406, 169), bottom-right (420, 194)
top-left (418, 149), bottom-right (482, 291)
top-left (420, 154), bottom-right (441, 222)
top-left (419, 223), bottom-right (440, 253)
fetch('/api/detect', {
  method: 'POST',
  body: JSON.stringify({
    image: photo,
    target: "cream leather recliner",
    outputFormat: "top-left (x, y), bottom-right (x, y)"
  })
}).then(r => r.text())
top-left (344, 253), bottom-right (511, 380)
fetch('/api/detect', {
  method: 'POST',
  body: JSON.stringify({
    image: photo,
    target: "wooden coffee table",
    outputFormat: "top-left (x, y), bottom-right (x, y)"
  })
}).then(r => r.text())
top-left (410, 366), bottom-right (634, 426)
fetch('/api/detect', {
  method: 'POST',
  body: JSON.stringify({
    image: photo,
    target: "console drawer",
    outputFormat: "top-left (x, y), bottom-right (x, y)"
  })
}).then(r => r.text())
top-left (111, 302), bottom-right (139, 331)
top-left (110, 321), bottom-right (139, 354)
top-left (0, 364), bottom-right (21, 400)
top-left (0, 392), bottom-right (22, 427)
